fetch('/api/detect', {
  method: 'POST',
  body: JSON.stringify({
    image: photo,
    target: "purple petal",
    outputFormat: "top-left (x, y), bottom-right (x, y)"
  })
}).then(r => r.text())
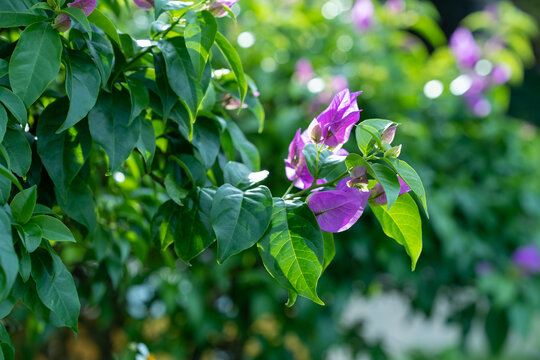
top-left (308, 178), bottom-right (370, 232)
top-left (352, 0), bottom-right (375, 32)
top-left (491, 65), bottom-right (510, 84)
top-left (316, 89), bottom-right (362, 148)
top-left (450, 27), bottom-right (481, 68)
top-left (133, 0), bottom-right (154, 10)
top-left (511, 245), bottom-right (540, 274)
top-left (295, 58), bottom-right (314, 84)
top-left (53, 13), bottom-right (72, 32)
top-left (68, 0), bottom-right (96, 16)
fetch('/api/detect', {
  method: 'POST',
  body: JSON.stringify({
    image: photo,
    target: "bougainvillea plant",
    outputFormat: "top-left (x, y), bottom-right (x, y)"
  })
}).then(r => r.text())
top-left (0, 0), bottom-right (426, 356)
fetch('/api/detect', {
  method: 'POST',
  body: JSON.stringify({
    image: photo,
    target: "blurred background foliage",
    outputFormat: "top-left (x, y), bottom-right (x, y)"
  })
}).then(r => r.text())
top-left (5, 0), bottom-right (540, 359)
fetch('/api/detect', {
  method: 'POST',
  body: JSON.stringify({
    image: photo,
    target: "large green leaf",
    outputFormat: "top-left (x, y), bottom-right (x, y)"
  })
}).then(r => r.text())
top-left (226, 120), bottom-right (260, 171)
top-left (9, 22), bottom-right (62, 106)
top-left (21, 222), bottom-right (42, 253)
top-left (322, 231), bottom-right (335, 271)
top-left (3, 127), bottom-right (31, 178)
top-left (0, 322), bottom-right (14, 360)
top-left (214, 31), bottom-right (248, 104)
top-left (0, 209), bottom-right (18, 302)
top-left (88, 90), bottom-right (141, 172)
top-left (153, 52), bottom-right (178, 121)
top-left (383, 157), bottom-right (428, 216)
top-left (58, 51), bottom-right (101, 133)
top-left (84, 31), bottom-right (115, 89)
top-left (31, 248), bottom-right (80, 332)
top-left (126, 76), bottom-right (149, 124)
top-left (371, 163), bottom-right (401, 210)
top-left (211, 184), bottom-right (273, 262)
top-left (0, 87), bottom-right (27, 126)
top-left (10, 185), bottom-right (37, 225)
top-left (36, 98), bottom-right (92, 192)
top-left (28, 215), bottom-right (76, 243)
top-left (223, 161), bottom-right (269, 190)
top-left (258, 199), bottom-right (324, 305)
top-left (370, 193), bottom-right (422, 270)
top-left (185, 10), bottom-right (217, 80)
top-left (135, 117), bottom-right (156, 166)
top-left (158, 37), bottom-right (203, 124)
top-left (192, 117), bottom-right (221, 168)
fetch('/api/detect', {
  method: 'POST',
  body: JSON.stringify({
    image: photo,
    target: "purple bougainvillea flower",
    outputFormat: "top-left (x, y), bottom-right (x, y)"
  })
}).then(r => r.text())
top-left (53, 13), bottom-right (72, 32)
top-left (295, 58), bottom-right (314, 85)
top-left (491, 65), bottom-right (510, 84)
top-left (133, 0), bottom-right (154, 10)
top-left (315, 88), bottom-right (362, 148)
top-left (372, 176), bottom-right (410, 205)
top-left (450, 27), bottom-right (481, 68)
top-left (385, 0), bottom-right (405, 13)
top-left (308, 178), bottom-right (370, 232)
top-left (68, 0), bottom-right (96, 16)
top-left (209, 0), bottom-right (239, 17)
top-left (284, 129), bottom-right (313, 189)
top-left (511, 245), bottom-right (540, 274)
top-left (352, 0), bottom-right (375, 32)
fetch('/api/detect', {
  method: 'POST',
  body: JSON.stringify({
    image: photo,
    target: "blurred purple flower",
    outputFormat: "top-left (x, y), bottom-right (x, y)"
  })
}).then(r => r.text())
top-left (511, 245), bottom-right (540, 274)
top-left (295, 58), bottom-right (314, 85)
top-left (308, 178), bottom-right (370, 232)
top-left (450, 27), bottom-right (481, 68)
top-left (352, 0), bottom-right (375, 32)
top-left (491, 65), bottom-right (510, 84)
top-left (68, 0), bottom-right (96, 16)
top-left (332, 75), bottom-right (349, 93)
top-left (209, 0), bottom-right (239, 17)
top-left (315, 88), bottom-right (362, 148)
top-left (371, 176), bottom-right (410, 205)
top-left (466, 75), bottom-right (489, 97)
top-left (385, 0), bottom-right (405, 13)
top-left (465, 96), bottom-right (491, 117)
top-left (133, 0), bottom-right (154, 10)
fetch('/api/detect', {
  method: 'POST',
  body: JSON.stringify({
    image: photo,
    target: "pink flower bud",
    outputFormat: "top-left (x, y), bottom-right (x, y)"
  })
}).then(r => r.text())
top-left (53, 13), bottom-right (72, 32)
top-left (384, 144), bottom-right (402, 158)
top-left (381, 125), bottom-right (397, 144)
top-left (133, 0), bottom-right (154, 10)
top-left (310, 123), bottom-right (322, 143)
top-left (350, 165), bottom-right (367, 179)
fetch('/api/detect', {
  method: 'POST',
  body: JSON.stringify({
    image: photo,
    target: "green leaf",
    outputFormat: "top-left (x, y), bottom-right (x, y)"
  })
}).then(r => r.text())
top-left (0, 105), bottom-right (7, 143)
top-left (0, 322), bottom-right (14, 360)
top-left (303, 144), bottom-right (347, 180)
top-left (28, 215), bottom-right (76, 243)
top-left (192, 117), bottom-right (221, 168)
top-left (87, 8), bottom-right (120, 45)
top-left (9, 22), bottom-right (62, 106)
top-left (18, 247), bottom-right (31, 282)
top-left (126, 76), bottom-right (149, 124)
top-left (58, 51), bottom-right (101, 133)
top-left (322, 231), bottom-right (335, 271)
top-left (151, 200), bottom-right (179, 251)
top-left (258, 199), bottom-right (324, 305)
top-left (185, 10), bottom-right (217, 80)
top-left (88, 90), bottom-right (141, 172)
top-left (0, 59), bottom-right (8, 78)
top-left (55, 176), bottom-right (96, 232)
top-left (0, 209), bottom-right (18, 301)
top-left (0, 12), bottom-right (46, 28)
top-left (171, 154), bottom-right (206, 188)
top-left (383, 157), bottom-right (428, 217)
top-left (31, 248), bottom-right (80, 332)
top-left (21, 222), bottom-right (42, 253)
top-left (135, 117), bottom-right (156, 166)
top-left (359, 119), bottom-right (394, 132)
top-left (84, 31), bottom-right (115, 89)
top-left (60, 7), bottom-right (90, 32)
top-left (154, 0), bottom-right (193, 19)
top-left (3, 127), bottom-right (31, 178)
top-left (214, 31), bottom-right (248, 104)
top-left (10, 185), bottom-right (37, 225)
top-left (37, 98), bottom-right (92, 191)
top-left (0, 87), bottom-right (27, 126)
top-left (355, 125), bottom-right (373, 155)
top-left (224, 161), bottom-right (269, 190)
top-left (174, 188), bottom-right (216, 262)
top-left (371, 163), bottom-right (400, 210)
top-left (164, 175), bottom-right (189, 205)
top-left (226, 120), bottom-right (260, 171)
top-left (211, 184), bottom-right (273, 262)
top-left (0, 164), bottom-right (23, 193)
top-left (370, 193), bottom-right (422, 270)
top-left (153, 52), bottom-right (178, 121)
top-left (158, 37), bottom-right (203, 125)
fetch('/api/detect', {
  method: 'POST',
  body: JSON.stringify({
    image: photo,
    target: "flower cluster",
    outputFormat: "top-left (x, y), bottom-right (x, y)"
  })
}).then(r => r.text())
top-left (285, 89), bottom-right (411, 233)
top-left (449, 21), bottom-right (512, 117)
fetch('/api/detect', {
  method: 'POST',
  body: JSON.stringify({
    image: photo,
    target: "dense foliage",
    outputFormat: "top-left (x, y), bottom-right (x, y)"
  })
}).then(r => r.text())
top-left (0, 0), bottom-right (435, 358)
